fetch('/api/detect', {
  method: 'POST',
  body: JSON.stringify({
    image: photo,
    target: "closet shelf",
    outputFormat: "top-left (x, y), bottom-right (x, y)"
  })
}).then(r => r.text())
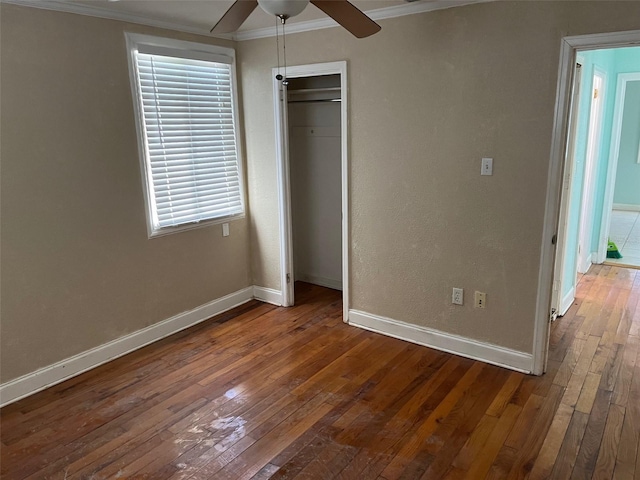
top-left (287, 87), bottom-right (341, 95)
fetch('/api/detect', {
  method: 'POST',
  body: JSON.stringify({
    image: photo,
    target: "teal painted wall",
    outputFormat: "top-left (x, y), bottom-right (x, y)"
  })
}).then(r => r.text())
top-left (613, 80), bottom-right (640, 206)
top-left (561, 46), bottom-right (640, 303)
top-left (591, 47), bottom-right (640, 251)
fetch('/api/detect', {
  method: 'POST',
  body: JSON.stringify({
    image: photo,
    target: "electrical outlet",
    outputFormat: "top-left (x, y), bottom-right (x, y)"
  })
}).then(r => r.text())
top-left (222, 223), bottom-right (230, 237)
top-left (452, 288), bottom-right (464, 306)
top-left (474, 291), bottom-right (486, 309)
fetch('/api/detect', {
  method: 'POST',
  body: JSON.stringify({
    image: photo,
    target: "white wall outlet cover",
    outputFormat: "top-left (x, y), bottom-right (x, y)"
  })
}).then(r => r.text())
top-left (222, 223), bottom-right (230, 237)
top-left (452, 287), bottom-right (464, 305)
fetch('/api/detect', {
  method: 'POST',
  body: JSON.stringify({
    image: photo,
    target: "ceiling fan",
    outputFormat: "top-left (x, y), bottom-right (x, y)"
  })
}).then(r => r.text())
top-left (211, 0), bottom-right (382, 38)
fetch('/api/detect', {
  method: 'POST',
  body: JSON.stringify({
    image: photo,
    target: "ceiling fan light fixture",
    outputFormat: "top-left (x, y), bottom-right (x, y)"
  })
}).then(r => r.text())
top-left (210, 0), bottom-right (380, 38)
top-left (257, 0), bottom-right (309, 19)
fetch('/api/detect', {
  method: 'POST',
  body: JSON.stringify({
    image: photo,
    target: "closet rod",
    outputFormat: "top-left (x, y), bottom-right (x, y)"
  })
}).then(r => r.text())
top-left (288, 99), bottom-right (341, 104)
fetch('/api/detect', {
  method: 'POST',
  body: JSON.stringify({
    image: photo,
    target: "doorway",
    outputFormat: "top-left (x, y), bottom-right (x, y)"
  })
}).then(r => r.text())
top-left (552, 45), bottom-right (640, 320)
top-left (288, 74), bottom-right (343, 295)
top-left (272, 61), bottom-right (349, 321)
top-left (602, 73), bottom-right (640, 268)
top-left (535, 32), bottom-right (640, 375)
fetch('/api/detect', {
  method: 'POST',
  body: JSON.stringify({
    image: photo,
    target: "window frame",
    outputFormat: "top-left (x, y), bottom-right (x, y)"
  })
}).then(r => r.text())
top-left (125, 33), bottom-right (246, 238)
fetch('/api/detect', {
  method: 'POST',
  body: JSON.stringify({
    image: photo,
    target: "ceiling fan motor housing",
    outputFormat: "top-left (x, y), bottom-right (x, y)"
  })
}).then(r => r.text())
top-left (257, 0), bottom-right (310, 18)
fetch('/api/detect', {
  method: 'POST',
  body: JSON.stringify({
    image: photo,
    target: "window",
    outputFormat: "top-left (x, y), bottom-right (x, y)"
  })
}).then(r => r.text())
top-left (125, 34), bottom-right (244, 237)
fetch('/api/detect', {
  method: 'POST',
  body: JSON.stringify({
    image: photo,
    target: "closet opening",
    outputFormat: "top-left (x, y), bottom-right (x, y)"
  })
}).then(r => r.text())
top-left (272, 62), bottom-right (349, 321)
top-left (288, 74), bottom-right (343, 299)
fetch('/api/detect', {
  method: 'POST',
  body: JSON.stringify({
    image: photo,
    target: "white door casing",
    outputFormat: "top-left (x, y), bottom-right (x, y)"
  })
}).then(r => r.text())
top-left (577, 69), bottom-right (606, 274)
top-left (597, 72), bottom-right (640, 263)
top-left (273, 75), bottom-right (295, 306)
top-left (272, 61), bottom-right (349, 322)
top-left (552, 61), bottom-right (584, 318)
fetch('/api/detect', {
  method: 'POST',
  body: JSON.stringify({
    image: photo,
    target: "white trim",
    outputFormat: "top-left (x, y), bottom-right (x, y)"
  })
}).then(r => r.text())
top-left (125, 34), bottom-right (236, 59)
top-left (296, 274), bottom-right (342, 291)
top-left (0, 287), bottom-right (254, 408)
top-left (563, 30), bottom-right (640, 50)
top-left (598, 72), bottom-right (640, 263)
top-left (577, 67), bottom-right (606, 274)
top-left (537, 29), bottom-right (640, 376)
top-left (273, 61), bottom-right (350, 323)
top-left (2, 0), bottom-right (488, 42)
top-left (578, 253), bottom-right (595, 274)
top-left (560, 287), bottom-right (576, 317)
top-left (365, 0), bottom-right (487, 21)
top-left (535, 38), bottom-right (575, 375)
top-left (234, 0), bottom-right (487, 41)
top-left (252, 286), bottom-right (284, 306)
top-left (273, 74), bottom-right (295, 307)
top-left (552, 60), bottom-right (584, 316)
top-left (348, 310), bottom-right (533, 373)
top-left (613, 203), bottom-right (640, 212)
top-left (0, 0), bottom-right (225, 38)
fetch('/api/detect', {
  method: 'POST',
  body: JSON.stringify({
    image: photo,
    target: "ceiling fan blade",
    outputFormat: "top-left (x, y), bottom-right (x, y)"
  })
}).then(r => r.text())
top-left (211, 0), bottom-right (258, 34)
top-left (310, 0), bottom-right (381, 38)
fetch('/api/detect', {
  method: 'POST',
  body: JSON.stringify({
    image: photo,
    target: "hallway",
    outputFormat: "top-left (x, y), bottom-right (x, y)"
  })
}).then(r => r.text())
top-left (607, 210), bottom-right (640, 268)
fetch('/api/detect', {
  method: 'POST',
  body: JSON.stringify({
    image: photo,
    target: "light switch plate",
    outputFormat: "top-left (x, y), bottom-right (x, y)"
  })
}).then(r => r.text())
top-left (474, 291), bottom-right (486, 308)
top-left (222, 223), bottom-right (230, 237)
top-left (481, 157), bottom-right (493, 176)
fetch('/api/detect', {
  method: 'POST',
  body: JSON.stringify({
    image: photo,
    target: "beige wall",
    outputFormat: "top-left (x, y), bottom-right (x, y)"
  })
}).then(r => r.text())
top-left (239, 1), bottom-right (640, 353)
top-left (0, 5), bottom-right (251, 382)
top-left (3, 1), bottom-right (640, 384)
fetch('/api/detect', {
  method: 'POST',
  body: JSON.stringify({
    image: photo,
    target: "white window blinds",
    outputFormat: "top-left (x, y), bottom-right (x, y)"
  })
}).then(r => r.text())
top-left (132, 46), bottom-right (243, 232)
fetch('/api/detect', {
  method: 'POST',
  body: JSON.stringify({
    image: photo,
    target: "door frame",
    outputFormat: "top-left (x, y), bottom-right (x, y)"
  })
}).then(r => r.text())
top-left (552, 59), bottom-right (584, 319)
top-left (597, 71), bottom-right (640, 262)
top-left (534, 29), bottom-right (640, 375)
top-left (272, 61), bottom-right (349, 322)
top-left (577, 67), bottom-right (607, 273)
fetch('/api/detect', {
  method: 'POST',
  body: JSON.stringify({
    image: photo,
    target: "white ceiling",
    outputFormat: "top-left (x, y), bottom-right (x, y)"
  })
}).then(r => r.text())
top-left (5, 0), bottom-right (485, 39)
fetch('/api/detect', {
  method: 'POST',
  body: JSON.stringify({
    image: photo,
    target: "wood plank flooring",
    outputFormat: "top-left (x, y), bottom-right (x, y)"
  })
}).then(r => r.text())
top-left (1, 265), bottom-right (639, 479)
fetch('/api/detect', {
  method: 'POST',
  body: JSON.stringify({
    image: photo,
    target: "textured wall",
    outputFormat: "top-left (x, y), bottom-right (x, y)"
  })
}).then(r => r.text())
top-left (1, 5), bottom-right (251, 382)
top-left (590, 47), bottom-right (640, 251)
top-left (290, 101), bottom-right (343, 288)
top-left (238, 1), bottom-right (640, 353)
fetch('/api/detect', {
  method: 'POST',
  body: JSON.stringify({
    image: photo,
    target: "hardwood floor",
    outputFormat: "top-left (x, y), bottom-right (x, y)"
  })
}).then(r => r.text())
top-left (1, 265), bottom-right (639, 479)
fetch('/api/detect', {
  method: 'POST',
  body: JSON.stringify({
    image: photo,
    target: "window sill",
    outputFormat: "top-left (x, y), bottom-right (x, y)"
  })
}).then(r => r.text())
top-left (147, 213), bottom-right (245, 239)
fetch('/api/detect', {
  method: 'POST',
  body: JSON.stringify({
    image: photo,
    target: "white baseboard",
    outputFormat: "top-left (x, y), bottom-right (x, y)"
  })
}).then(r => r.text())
top-left (577, 254), bottom-right (595, 274)
top-left (0, 286), bottom-right (258, 408)
top-left (613, 203), bottom-right (640, 212)
top-left (560, 287), bottom-right (575, 317)
top-left (296, 273), bottom-right (343, 291)
top-left (252, 286), bottom-right (283, 306)
top-left (348, 310), bottom-right (533, 373)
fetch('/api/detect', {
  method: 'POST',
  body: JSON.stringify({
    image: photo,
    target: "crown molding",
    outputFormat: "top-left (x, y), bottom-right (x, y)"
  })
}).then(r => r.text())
top-left (236, 0), bottom-right (486, 41)
top-left (0, 0), bottom-right (232, 40)
top-left (2, 0), bottom-right (489, 42)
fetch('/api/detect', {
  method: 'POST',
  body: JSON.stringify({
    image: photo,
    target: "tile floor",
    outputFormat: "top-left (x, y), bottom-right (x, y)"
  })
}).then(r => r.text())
top-left (606, 209), bottom-right (640, 267)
